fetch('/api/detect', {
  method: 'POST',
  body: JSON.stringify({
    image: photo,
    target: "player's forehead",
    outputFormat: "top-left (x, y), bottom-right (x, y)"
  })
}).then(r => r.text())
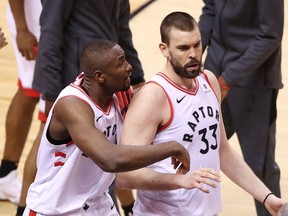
top-left (169, 27), bottom-right (201, 45)
top-left (105, 44), bottom-right (124, 63)
top-left (101, 44), bottom-right (125, 65)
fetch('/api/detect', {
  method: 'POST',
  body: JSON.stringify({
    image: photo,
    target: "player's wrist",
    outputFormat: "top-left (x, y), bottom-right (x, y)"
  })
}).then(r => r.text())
top-left (218, 76), bottom-right (230, 90)
top-left (262, 192), bottom-right (274, 206)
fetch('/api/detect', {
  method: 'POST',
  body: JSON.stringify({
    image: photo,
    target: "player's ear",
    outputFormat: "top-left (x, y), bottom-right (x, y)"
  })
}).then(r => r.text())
top-left (94, 70), bottom-right (105, 83)
top-left (159, 42), bottom-right (169, 58)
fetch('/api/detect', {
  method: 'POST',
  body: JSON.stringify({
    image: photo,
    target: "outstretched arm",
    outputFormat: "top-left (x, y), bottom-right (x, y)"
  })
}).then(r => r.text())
top-left (205, 69), bottom-right (285, 215)
top-left (116, 82), bottom-right (220, 192)
top-left (50, 96), bottom-right (189, 173)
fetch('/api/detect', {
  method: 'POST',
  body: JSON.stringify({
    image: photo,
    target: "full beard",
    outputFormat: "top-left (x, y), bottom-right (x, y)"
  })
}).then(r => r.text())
top-left (170, 57), bottom-right (202, 79)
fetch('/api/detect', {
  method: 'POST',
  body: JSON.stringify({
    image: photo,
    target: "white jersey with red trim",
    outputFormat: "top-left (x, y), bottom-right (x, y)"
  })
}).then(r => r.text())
top-left (134, 71), bottom-right (222, 216)
top-left (26, 74), bottom-right (122, 215)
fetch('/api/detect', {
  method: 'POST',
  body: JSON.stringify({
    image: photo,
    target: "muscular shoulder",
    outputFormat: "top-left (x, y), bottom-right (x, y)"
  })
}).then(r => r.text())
top-left (122, 82), bottom-right (168, 144)
top-left (132, 82), bottom-right (167, 107)
top-left (202, 69), bottom-right (221, 101)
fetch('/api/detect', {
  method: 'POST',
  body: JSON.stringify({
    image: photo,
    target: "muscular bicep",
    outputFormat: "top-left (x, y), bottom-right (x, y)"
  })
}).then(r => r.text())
top-left (52, 97), bottom-right (115, 168)
top-left (52, 97), bottom-right (95, 142)
top-left (121, 83), bottom-right (168, 146)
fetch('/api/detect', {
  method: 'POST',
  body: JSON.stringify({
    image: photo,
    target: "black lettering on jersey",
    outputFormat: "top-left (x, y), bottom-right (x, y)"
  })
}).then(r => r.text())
top-left (192, 111), bottom-right (200, 123)
top-left (198, 106), bottom-right (205, 118)
top-left (183, 134), bottom-right (193, 142)
top-left (103, 124), bottom-right (117, 139)
top-left (207, 106), bottom-right (213, 117)
top-left (215, 110), bottom-right (220, 122)
top-left (192, 106), bottom-right (219, 123)
top-left (209, 124), bottom-right (218, 150)
top-left (188, 121), bottom-right (197, 132)
top-left (199, 123), bottom-right (218, 154)
top-left (83, 203), bottom-right (89, 211)
top-left (183, 106), bottom-right (220, 153)
top-left (112, 124), bottom-right (117, 136)
top-left (183, 121), bottom-right (197, 142)
top-left (107, 125), bottom-right (112, 137)
top-left (199, 128), bottom-right (209, 154)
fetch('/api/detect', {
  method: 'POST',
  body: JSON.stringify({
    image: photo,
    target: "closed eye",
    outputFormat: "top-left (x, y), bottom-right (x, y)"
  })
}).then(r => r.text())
top-left (117, 55), bottom-right (125, 66)
top-left (177, 45), bottom-right (190, 51)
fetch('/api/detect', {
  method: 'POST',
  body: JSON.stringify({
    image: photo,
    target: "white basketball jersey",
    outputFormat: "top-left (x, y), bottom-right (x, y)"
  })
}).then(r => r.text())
top-left (134, 72), bottom-right (222, 216)
top-left (26, 74), bottom-right (122, 215)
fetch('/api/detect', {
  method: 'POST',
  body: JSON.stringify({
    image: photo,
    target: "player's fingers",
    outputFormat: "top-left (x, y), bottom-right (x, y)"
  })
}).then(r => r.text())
top-left (198, 168), bottom-right (221, 181)
top-left (20, 49), bottom-right (28, 60)
top-left (194, 183), bottom-right (210, 193)
top-left (0, 41), bottom-right (8, 49)
top-left (176, 163), bottom-right (189, 174)
top-left (27, 49), bottom-right (35, 60)
top-left (193, 176), bottom-right (220, 193)
top-left (199, 178), bottom-right (218, 188)
top-left (173, 160), bottom-right (180, 170)
top-left (171, 157), bottom-right (176, 165)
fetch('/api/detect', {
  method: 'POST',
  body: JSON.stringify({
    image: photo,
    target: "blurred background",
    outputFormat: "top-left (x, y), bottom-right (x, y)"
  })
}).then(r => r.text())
top-left (0, 0), bottom-right (287, 215)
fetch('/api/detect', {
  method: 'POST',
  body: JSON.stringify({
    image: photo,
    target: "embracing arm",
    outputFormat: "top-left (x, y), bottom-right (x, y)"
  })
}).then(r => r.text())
top-left (51, 96), bottom-right (189, 173)
top-left (116, 82), bottom-right (220, 192)
top-left (117, 83), bottom-right (179, 190)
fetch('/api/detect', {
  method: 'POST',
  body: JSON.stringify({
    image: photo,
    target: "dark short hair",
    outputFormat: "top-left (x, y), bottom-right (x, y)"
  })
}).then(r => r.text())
top-left (80, 39), bottom-right (117, 77)
top-left (160, 11), bottom-right (198, 45)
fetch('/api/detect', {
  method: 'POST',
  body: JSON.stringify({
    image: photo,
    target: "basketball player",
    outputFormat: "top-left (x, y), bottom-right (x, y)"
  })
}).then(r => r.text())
top-left (23, 39), bottom-right (220, 215)
top-left (116, 12), bottom-right (285, 215)
top-left (0, 27), bottom-right (8, 49)
top-left (22, 1), bottom-right (146, 214)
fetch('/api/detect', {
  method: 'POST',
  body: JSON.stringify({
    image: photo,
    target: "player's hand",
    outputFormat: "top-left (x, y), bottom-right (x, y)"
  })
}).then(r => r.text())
top-left (16, 28), bottom-right (37, 60)
top-left (168, 142), bottom-right (190, 174)
top-left (264, 194), bottom-right (286, 216)
top-left (0, 27), bottom-right (8, 49)
top-left (277, 202), bottom-right (288, 216)
top-left (176, 168), bottom-right (221, 193)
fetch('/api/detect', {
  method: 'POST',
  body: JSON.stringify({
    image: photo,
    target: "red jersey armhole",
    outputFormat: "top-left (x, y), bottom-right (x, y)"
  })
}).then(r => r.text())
top-left (145, 81), bottom-right (174, 132)
top-left (202, 71), bottom-right (220, 102)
